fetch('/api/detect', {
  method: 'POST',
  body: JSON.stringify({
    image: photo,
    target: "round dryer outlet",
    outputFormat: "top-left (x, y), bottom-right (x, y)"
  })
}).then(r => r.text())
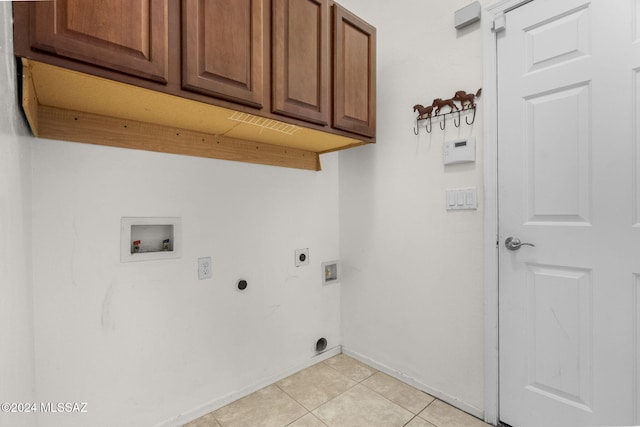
top-left (295, 248), bottom-right (309, 267)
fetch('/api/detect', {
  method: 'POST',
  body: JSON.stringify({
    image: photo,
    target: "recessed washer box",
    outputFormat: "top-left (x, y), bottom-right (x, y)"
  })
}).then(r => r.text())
top-left (321, 261), bottom-right (340, 285)
top-left (121, 217), bottom-right (181, 263)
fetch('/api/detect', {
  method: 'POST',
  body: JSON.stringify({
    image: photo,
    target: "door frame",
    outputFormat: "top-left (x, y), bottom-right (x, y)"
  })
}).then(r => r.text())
top-left (481, 1), bottom-right (533, 424)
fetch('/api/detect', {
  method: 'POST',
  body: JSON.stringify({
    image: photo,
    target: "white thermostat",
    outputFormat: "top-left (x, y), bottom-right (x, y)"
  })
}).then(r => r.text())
top-left (443, 137), bottom-right (475, 165)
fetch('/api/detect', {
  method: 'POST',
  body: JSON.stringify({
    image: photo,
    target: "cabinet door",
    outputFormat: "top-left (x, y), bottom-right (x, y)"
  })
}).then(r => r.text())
top-left (272, 0), bottom-right (329, 125)
top-left (182, 0), bottom-right (265, 108)
top-left (332, 4), bottom-right (376, 137)
top-left (29, 0), bottom-right (169, 83)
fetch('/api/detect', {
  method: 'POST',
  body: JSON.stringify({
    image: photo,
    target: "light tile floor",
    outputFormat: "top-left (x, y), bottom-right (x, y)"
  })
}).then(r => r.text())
top-left (182, 354), bottom-right (492, 427)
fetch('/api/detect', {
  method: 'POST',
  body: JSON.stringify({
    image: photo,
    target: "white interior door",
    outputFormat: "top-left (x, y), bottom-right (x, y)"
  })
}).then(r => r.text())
top-left (498, 1), bottom-right (640, 426)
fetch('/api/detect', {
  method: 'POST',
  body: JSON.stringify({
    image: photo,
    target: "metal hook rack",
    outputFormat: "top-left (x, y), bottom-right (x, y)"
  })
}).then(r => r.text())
top-left (412, 88), bottom-right (481, 135)
top-left (413, 107), bottom-right (477, 134)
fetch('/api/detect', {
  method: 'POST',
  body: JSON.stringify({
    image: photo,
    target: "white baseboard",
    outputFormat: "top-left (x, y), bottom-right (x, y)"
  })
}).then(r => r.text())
top-left (341, 347), bottom-right (485, 420)
top-left (155, 345), bottom-right (341, 427)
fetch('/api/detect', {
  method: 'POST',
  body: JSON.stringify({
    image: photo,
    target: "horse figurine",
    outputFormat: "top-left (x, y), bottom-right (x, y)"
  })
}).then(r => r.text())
top-left (452, 88), bottom-right (482, 109)
top-left (413, 104), bottom-right (434, 120)
top-left (432, 98), bottom-right (459, 115)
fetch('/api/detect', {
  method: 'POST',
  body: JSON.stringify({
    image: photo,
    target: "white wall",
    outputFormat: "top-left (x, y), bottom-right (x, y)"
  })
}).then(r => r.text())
top-left (25, 75), bottom-right (341, 427)
top-left (0, 3), bottom-right (36, 427)
top-left (338, 0), bottom-right (493, 417)
top-left (3, 0), bottom-right (499, 425)
top-left (30, 142), bottom-right (341, 427)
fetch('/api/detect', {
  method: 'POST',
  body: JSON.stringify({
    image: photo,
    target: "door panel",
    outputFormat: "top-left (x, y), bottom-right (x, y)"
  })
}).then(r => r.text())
top-left (524, 4), bottom-right (590, 73)
top-left (525, 83), bottom-right (591, 225)
top-left (182, 0), bottom-right (265, 108)
top-left (332, 4), bottom-right (376, 137)
top-left (498, 0), bottom-right (640, 426)
top-left (30, 0), bottom-right (168, 83)
top-left (272, 0), bottom-right (329, 125)
top-left (525, 264), bottom-right (592, 412)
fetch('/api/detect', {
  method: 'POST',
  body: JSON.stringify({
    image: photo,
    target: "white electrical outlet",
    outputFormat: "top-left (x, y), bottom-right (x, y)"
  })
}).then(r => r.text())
top-left (295, 248), bottom-right (309, 267)
top-left (198, 257), bottom-right (212, 280)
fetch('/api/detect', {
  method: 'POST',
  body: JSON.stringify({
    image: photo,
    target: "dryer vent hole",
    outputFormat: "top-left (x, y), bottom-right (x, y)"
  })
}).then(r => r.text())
top-left (315, 337), bottom-right (328, 353)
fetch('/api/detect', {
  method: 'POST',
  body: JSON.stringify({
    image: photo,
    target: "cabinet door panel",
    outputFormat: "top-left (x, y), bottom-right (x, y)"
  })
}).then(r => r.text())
top-left (272, 0), bottom-right (328, 125)
top-left (333, 4), bottom-right (376, 137)
top-left (182, 0), bottom-right (265, 108)
top-left (30, 0), bottom-right (169, 83)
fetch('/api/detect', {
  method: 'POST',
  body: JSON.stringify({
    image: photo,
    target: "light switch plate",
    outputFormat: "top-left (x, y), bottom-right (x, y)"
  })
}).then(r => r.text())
top-left (446, 187), bottom-right (478, 210)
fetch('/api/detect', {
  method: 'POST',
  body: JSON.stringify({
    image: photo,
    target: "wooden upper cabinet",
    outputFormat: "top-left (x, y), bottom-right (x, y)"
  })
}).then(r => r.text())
top-left (272, 0), bottom-right (329, 125)
top-left (28, 0), bottom-right (169, 83)
top-left (182, 0), bottom-right (265, 108)
top-left (332, 4), bottom-right (376, 137)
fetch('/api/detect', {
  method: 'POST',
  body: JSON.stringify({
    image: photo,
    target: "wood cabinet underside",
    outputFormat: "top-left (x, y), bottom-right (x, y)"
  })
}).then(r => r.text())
top-left (14, 1), bottom-right (375, 170)
top-left (21, 60), bottom-right (369, 170)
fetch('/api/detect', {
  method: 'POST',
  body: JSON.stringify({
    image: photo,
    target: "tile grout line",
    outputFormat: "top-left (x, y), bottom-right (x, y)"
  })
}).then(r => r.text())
top-left (361, 382), bottom-right (431, 423)
top-left (280, 407), bottom-right (330, 427)
top-left (274, 356), bottom-right (367, 426)
top-left (402, 414), bottom-right (423, 427)
top-left (274, 382), bottom-right (314, 414)
top-left (319, 369), bottom-right (430, 425)
top-left (420, 398), bottom-right (491, 427)
top-left (417, 398), bottom-right (440, 426)
top-left (321, 357), bottom-right (379, 385)
top-left (198, 355), bottom-right (458, 427)
top-left (274, 360), bottom-right (336, 413)
top-left (323, 357), bottom-right (436, 414)
top-left (274, 359), bottom-right (358, 412)
top-left (356, 373), bottom-right (435, 419)
top-left (273, 376), bottom-right (341, 426)
top-left (321, 357), bottom-right (437, 425)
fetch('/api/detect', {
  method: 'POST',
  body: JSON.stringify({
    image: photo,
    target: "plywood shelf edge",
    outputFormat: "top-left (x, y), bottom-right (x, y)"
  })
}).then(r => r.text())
top-left (21, 57), bottom-right (40, 136)
top-left (35, 106), bottom-right (321, 171)
top-left (19, 58), bottom-right (372, 171)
